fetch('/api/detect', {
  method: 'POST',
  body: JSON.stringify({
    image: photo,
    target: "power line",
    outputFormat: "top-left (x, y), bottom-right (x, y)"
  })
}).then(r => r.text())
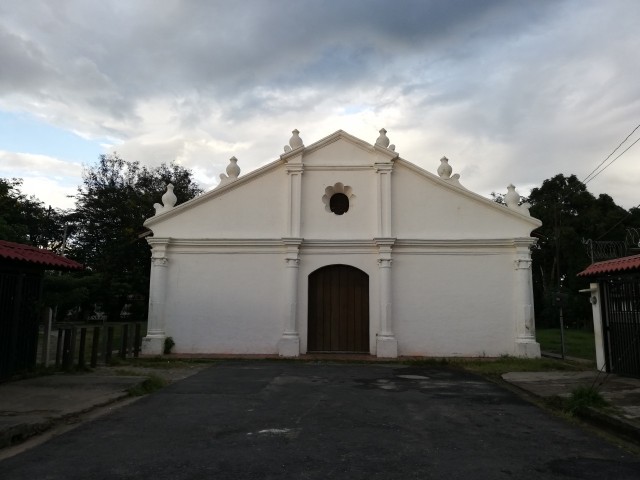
top-left (596, 202), bottom-right (640, 240)
top-left (581, 123), bottom-right (640, 185)
top-left (540, 123), bottom-right (640, 260)
top-left (584, 135), bottom-right (640, 185)
top-left (549, 122), bottom-right (640, 206)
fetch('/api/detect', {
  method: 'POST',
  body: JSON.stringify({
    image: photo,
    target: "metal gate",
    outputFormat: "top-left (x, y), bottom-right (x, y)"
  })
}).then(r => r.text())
top-left (601, 278), bottom-right (640, 377)
top-left (0, 271), bottom-right (43, 381)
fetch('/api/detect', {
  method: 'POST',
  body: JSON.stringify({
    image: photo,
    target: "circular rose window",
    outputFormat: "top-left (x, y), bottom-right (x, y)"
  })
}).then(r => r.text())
top-left (330, 193), bottom-right (349, 215)
top-left (322, 183), bottom-right (355, 215)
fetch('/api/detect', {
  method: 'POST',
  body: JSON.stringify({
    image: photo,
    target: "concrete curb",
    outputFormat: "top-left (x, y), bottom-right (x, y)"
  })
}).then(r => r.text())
top-left (501, 372), bottom-right (640, 444)
top-left (0, 419), bottom-right (54, 450)
top-left (0, 380), bottom-right (143, 450)
top-left (580, 406), bottom-right (640, 444)
top-left (0, 364), bottom-right (210, 453)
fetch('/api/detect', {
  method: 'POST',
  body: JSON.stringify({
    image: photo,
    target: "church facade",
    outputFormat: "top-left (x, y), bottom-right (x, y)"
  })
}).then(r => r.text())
top-left (141, 129), bottom-right (541, 358)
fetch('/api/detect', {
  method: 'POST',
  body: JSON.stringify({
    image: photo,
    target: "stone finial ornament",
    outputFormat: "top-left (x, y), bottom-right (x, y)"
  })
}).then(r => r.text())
top-left (289, 129), bottom-right (304, 150)
top-left (216, 157), bottom-right (241, 189)
top-left (436, 156), bottom-right (463, 187)
top-left (375, 128), bottom-right (390, 148)
top-left (226, 156), bottom-right (240, 178)
top-left (505, 184), bottom-right (532, 216)
top-left (505, 184), bottom-right (520, 208)
top-left (437, 157), bottom-right (453, 179)
top-left (153, 183), bottom-right (177, 215)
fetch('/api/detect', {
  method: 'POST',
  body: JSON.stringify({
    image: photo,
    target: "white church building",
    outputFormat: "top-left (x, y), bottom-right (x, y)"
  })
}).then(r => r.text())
top-left (141, 128), bottom-right (541, 358)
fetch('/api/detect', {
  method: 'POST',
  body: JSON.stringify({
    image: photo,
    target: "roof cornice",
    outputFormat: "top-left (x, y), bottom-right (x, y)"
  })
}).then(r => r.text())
top-left (395, 158), bottom-right (542, 228)
top-left (144, 158), bottom-right (284, 227)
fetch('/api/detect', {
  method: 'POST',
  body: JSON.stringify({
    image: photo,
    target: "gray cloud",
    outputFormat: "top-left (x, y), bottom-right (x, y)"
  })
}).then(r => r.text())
top-left (0, 0), bottom-right (639, 209)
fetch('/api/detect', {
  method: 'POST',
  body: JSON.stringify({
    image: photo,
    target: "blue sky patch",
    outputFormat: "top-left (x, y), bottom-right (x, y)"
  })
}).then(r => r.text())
top-left (0, 111), bottom-right (104, 163)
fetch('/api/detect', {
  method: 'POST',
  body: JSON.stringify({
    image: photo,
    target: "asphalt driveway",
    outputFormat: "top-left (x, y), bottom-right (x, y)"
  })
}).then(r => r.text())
top-left (2, 361), bottom-right (639, 479)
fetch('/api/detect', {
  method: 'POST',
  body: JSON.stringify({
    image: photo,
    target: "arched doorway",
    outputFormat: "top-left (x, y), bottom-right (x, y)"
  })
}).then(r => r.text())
top-left (307, 264), bottom-right (369, 353)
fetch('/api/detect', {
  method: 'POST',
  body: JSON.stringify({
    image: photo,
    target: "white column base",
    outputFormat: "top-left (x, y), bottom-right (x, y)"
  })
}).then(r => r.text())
top-left (376, 335), bottom-right (398, 358)
top-left (278, 334), bottom-right (300, 357)
top-left (141, 335), bottom-right (166, 355)
top-left (514, 337), bottom-right (541, 358)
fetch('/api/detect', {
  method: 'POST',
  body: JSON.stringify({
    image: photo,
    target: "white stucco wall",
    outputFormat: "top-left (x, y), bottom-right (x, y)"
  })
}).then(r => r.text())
top-left (391, 250), bottom-right (515, 356)
top-left (149, 165), bottom-right (287, 239)
top-left (142, 130), bottom-right (541, 358)
top-left (159, 245), bottom-right (526, 357)
top-left (300, 170), bottom-right (377, 239)
top-left (163, 251), bottom-right (285, 354)
top-left (392, 163), bottom-right (536, 239)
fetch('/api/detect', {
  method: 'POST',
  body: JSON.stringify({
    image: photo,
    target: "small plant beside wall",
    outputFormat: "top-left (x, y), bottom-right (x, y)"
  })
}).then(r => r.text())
top-left (127, 374), bottom-right (167, 397)
top-left (564, 386), bottom-right (608, 415)
top-left (163, 337), bottom-right (175, 355)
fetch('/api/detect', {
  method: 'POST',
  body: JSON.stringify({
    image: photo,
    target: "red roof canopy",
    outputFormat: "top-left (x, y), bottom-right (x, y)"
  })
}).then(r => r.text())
top-left (0, 240), bottom-right (83, 271)
top-left (578, 254), bottom-right (640, 278)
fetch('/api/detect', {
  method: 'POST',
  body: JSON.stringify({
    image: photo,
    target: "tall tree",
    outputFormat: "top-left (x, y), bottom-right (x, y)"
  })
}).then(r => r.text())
top-left (0, 178), bottom-right (67, 250)
top-left (67, 154), bottom-right (202, 321)
top-left (527, 174), bottom-right (631, 328)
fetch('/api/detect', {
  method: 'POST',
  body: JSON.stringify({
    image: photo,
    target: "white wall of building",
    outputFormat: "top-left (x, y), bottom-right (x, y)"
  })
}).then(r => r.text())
top-left (142, 129), bottom-right (541, 358)
top-left (164, 250), bottom-right (286, 354)
top-left (391, 249), bottom-right (515, 356)
top-left (149, 165), bottom-right (288, 239)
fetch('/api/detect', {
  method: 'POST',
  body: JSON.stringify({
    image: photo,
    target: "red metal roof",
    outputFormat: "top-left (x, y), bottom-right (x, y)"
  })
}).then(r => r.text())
top-left (578, 254), bottom-right (640, 277)
top-left (0, 240), bottom-right (83, 270)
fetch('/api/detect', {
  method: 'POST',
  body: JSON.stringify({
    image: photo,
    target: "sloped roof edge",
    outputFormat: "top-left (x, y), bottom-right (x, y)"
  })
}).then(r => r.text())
top-left (145, 129), bottom-right (396, 227)
top-left (395, 158), bottom-right (542, 228)
top-left (0, 240), bottom-right (83, 270)
top-left (280, 129), bottom-right (398, 161)
top-left (144, 157), bottom-right (284, 227)
top-left (145, 129), bottom-right (541, 229)
top-left (577, 254), bottom-right (640, 277)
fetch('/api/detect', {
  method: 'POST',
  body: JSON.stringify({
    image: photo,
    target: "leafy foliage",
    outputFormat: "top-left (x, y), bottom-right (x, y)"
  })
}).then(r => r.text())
top-left (41, 272), bottom-right (104, 322)
top-left (564, 386), bottom-right (608, 415)
top-left (64, 153), bottom-right (203, 321)
top-left (126, 374), bottom-right (167, 396)
top-left (0, 178), bottom-right (67, 251)
top-left (527, 174), bottom-right (635, 327)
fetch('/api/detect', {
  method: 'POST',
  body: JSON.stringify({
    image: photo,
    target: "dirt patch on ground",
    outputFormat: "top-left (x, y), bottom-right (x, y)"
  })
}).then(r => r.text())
top-left (92, 361), bottom-right (213, 384)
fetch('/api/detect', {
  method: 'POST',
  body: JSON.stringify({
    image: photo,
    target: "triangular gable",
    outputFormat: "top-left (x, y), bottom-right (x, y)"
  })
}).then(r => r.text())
top-left (144, 157), bottom-right (284, 228)
top-left (282, 129), bottom-right (398, 164)
top-left (144, 129), bottom-right (541, 235)
top-left (394, 158), bottom-right (541, 229)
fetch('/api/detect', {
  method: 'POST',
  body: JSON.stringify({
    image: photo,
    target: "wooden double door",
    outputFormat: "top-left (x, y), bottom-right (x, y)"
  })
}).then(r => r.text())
top-left (307, 265), bottom-right (369, 353)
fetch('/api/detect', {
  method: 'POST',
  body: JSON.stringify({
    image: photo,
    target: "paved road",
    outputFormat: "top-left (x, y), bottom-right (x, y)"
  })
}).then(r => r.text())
top-left (2, 362), bottom-right (639, 479)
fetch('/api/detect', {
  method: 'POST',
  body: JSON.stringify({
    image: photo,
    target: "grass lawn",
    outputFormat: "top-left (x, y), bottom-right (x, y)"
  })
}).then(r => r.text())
top-left (536, 328), bottom-right (596, 361)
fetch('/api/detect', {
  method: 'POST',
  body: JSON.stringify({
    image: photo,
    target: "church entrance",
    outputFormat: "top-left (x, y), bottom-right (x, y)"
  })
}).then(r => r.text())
top-left (307, 264), bottom-right (369, 353)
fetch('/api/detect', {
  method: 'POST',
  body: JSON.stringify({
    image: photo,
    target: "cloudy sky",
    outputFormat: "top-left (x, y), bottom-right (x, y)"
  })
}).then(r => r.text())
top-left (1, 0), bottom-right (639, 211)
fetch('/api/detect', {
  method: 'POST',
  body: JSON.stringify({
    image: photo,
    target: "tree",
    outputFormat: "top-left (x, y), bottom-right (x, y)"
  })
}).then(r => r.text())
top-left (527, 174), bottom-right (631, 328)
top-left (67, 154), bottom-right (202, 321)
top-left (0, 178), bottom-right (67, 250)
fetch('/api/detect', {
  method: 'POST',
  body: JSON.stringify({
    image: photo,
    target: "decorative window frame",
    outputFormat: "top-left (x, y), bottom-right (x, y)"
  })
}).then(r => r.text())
top-left (322, 182), bottom-right (356, 215)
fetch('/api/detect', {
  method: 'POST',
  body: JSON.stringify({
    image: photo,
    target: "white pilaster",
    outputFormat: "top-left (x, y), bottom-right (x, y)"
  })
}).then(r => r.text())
top-left (588, 283), bottom-right (606, 370)
top-left (375, 238), bottom-right (397, 358)
top-left (142, 238), bottom-right (170, 355)
top-left (279, 238), bottom-right (302, 357)
top-left (285, 155), bottom-right (304, 238)
top-left (374, 162), bottom-right (393, 238)
top-left (374, 148), bottom-right (397, 357)
top-left (513, 239), bottom-right (540, 357)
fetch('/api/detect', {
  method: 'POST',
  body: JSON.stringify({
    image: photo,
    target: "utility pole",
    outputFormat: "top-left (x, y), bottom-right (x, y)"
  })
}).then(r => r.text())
top-left (554, 202), bottom-right (567, 359)
top-left (48, 224), bottom-right (69, 366)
